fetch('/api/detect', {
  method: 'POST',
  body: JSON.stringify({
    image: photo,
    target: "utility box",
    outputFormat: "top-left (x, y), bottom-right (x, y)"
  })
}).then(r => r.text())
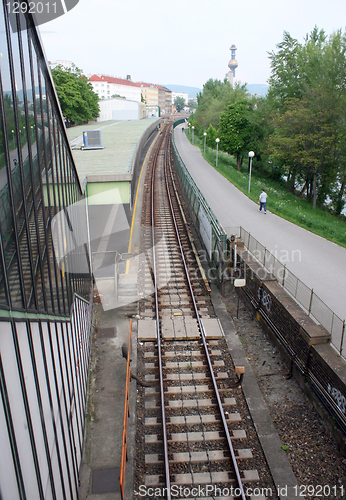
top-left (82, 130), bottom-right (104, 149)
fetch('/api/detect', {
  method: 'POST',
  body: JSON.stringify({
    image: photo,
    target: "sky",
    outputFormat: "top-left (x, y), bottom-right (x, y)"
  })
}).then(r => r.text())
top-left (39, 0), bottom-right (346, 89)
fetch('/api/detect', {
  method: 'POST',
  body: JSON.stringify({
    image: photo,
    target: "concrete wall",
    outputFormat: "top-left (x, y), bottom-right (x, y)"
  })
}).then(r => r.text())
top-left (227, 245), bottom-right (346, 451)
top-left (146, 105), bottom-right (160, 118)
top-left (97, 98), bottom-right (144, 122)
top-left (130, 118), bottom-right (162, 207)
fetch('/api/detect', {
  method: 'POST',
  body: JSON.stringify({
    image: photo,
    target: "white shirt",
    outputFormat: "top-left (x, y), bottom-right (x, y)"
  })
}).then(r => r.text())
top-left (259, 192), bottom-right (268, 202)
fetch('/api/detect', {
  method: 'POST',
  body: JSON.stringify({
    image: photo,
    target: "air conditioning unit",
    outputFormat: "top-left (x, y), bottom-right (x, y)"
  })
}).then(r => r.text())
top-left (82, 130), bottom-right (104, 150)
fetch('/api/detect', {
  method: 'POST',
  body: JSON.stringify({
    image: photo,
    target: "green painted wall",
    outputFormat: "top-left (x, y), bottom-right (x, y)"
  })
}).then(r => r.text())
top-left (86, 182), bottom-right (130, 205)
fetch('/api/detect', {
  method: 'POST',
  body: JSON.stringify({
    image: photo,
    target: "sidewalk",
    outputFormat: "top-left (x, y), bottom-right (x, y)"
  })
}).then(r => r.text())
top-left (174, 124), bottom-right (346, 323)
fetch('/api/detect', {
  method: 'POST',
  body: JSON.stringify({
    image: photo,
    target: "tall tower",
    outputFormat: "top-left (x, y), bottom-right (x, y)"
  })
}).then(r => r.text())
top-left (226, 44), bottom-right (238, 86)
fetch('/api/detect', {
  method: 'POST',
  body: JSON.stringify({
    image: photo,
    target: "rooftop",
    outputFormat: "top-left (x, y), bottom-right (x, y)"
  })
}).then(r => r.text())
top-left (66, 118), bottom-right (160, 183)
top-left (89, 74), bottom-right (141, 87)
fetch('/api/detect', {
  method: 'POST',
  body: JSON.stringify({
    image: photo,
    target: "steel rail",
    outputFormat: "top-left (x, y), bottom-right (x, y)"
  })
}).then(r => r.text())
top-left (150, 126), bottom-right (172, 500)
top-left (163, 127), bottom-right (247, 500)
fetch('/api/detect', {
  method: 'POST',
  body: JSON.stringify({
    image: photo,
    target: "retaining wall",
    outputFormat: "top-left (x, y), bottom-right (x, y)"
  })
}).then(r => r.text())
top-left (130, 118), bottom-right (162, 207)
top-left (226, 242), bottom-right (346, 453)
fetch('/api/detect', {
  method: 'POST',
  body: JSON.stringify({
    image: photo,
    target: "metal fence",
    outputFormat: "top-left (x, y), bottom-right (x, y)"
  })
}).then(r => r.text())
top-left (240, 227), bottom-right (345, 358)
top-left (238, 256), bottom-right (346, 434)
top-left (172, 123), bottom-right (228, 281)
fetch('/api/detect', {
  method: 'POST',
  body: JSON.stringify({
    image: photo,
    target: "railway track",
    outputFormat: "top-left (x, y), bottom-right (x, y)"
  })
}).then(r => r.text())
top-left (135, 121), bottom-right (277, 500)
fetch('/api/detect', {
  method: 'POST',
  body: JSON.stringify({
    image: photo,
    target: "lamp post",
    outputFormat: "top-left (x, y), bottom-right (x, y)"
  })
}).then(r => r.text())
top-left (203, 132), bottom-right (207, 155)
top-left (11, 130), bottom-right (15, 150)
top-left (248, 151), bottom-right (255, 193)
top-left (215, 138), bottom-right (220, 167)
top-left (192, 125), bottom-right (194, 144)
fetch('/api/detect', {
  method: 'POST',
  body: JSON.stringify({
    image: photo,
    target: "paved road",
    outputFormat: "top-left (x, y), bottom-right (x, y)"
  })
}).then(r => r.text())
top-left (174, 124), bottom-right (346, 325)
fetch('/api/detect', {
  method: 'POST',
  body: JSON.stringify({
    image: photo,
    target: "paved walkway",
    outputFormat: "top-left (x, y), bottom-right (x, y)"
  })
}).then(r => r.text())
top-left (174, 125), bottom-right (346, 326)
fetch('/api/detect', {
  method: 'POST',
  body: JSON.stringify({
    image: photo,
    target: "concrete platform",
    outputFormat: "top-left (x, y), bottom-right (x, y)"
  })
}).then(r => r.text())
top-left (138, 316), bottom-right (224, 341)
top-left (162, 317), bottom-right (200, 340)
top-left (202, 317), bottom-right (224, 339)
top-left (138, 319), bottom-right (157, 341)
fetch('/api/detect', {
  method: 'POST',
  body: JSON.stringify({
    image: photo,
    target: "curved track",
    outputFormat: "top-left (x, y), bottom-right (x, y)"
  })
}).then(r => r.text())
top-left (135, 121), bottom-right (277, 500)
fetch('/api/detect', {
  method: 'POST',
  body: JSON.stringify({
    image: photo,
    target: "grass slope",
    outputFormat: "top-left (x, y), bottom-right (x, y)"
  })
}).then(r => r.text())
top-left (188, 134), bottom-right (346, 248)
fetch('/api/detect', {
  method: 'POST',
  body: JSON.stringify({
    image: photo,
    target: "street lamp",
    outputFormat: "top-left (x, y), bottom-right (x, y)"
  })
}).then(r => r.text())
top-left (192, 126), bottom-right (194, 144)
top-left (203, 132), bottom-right (207, 155)
top-left (11, 130), bottom-right (15, 150)
top-left (215, 138), bottom-right (220, 167)
top-left (248, 151), bottom-right (255, 193)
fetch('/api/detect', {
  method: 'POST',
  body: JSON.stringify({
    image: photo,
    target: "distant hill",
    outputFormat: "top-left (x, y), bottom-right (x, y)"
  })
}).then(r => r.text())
top-left (165, 83), bottom-right (269, 98)
top-left (165, 83), bottom-right (269, 99)
top-left (165, 84), bottom-right (202, 99)
top-left (246, 84), bottom-right (269, 96)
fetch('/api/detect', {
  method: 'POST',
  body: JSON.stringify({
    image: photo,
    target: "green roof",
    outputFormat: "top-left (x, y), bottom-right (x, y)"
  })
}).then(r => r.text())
top-left (66, 118), bottom-right (159, 182)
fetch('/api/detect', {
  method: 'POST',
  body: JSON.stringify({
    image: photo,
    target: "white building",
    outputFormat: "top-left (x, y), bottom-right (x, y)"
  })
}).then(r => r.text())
top-left (89, 74), bottom-right (142, 102)
top-left (172, 91), bottom-right (189, 104)
top-left (97, 97), bottom-right (146, 121)
top-left (48, 59), bottom-right (75, 70)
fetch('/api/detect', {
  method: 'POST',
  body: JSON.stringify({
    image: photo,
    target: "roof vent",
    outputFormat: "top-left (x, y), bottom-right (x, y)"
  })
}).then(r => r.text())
top-left (82, 131), bottom-right (104, 150)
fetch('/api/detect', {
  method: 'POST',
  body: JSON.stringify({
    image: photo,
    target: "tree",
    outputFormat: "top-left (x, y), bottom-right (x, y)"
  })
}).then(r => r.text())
top-left (265, 28), bottom-right (346, 208)
top-left (269, 90), bottom-right (337, 208)
top-left (193, 79), bottom-right (248, 131)
top-left (219, 99), bottom-right (258, 170)
top-left (267, 31), bottom-right (303, 110)
top-left (174, 96), bottom-right (185, 112)
top-left (187, 99), bottom-right (197, 110)
top-left (51, 64), bottom-right (99, 124)
top-left (205, 124), bottom-right (218, 149)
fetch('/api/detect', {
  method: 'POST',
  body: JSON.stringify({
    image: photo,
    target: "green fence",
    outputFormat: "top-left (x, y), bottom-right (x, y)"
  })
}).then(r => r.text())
top-left (172, 121), bottom-right (227, 282)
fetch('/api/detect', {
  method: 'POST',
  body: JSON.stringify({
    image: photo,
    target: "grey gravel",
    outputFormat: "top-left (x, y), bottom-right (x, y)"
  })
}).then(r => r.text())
top-left (224, 289), bottom-right (346, 500)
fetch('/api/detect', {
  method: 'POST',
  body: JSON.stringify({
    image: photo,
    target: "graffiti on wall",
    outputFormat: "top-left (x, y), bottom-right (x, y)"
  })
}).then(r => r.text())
top-left (327, 384), bottom-right (346, 414)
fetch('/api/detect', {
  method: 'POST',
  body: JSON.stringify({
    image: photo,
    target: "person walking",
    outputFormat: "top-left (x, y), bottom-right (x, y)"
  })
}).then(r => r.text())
top-left (258, 189), bottom-right (268, 214)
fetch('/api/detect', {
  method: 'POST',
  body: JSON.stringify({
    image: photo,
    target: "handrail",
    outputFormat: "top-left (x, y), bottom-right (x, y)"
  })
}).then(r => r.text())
top-left (239, 226), bottom-right (345, 358)
top-left (120, 318), bottom-right (132, 500)
top-left (171, 125), bottom-right (227, 282)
